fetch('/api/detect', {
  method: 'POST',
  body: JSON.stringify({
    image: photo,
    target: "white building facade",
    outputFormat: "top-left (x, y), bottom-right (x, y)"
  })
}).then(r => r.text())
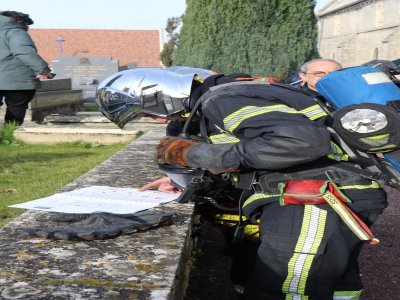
top-left (317, 0), bottom-right (400, 67)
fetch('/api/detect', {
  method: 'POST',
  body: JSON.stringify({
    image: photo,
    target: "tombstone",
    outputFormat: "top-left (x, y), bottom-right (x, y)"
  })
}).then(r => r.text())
top-left (52, 56), bottom-right (118, 105)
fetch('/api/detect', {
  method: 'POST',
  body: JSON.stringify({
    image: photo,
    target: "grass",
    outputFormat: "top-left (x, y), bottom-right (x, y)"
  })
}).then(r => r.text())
top-left (0, 123), bottom-right (134, 227)
top-left (0, 122), bottom-right (19, 145)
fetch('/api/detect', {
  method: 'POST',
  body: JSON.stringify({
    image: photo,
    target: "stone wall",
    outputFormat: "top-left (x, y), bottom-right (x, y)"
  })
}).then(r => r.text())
top-left (317, 0), bottom-right (400, 66)
top-left (0, 126), bottom-right (196, 300)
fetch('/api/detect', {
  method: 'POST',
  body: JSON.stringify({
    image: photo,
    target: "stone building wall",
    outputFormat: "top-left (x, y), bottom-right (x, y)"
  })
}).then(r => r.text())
top-left (317, 0), bottom-right (400, 67)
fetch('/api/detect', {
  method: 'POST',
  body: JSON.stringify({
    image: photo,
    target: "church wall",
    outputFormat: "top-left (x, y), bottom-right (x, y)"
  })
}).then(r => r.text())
top-left (317, 0), bottom-right (400, 66)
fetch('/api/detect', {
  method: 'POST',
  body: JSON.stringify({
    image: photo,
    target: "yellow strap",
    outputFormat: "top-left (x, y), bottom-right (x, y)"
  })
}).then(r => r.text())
top-left (322, 191), bottom-right (379, 244)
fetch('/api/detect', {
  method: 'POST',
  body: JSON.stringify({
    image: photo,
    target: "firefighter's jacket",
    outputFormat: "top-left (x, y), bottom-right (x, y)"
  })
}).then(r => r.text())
top-left (185, 82), bottom-right (388, 218)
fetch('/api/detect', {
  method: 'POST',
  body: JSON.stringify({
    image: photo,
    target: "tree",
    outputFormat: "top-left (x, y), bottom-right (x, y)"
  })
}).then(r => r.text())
top-left (160, 16), bottom-right (182, 67)
top-left (174, 0), bottom-right (319, 79)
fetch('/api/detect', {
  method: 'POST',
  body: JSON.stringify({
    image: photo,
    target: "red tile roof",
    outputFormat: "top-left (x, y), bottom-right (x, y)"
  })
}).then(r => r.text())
top-left (29, 29), bottom-right (162, 68)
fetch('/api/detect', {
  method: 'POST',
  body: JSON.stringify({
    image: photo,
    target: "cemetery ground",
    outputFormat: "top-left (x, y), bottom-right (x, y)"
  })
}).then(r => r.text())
top-left (0, 123), bottom-right (130, 227)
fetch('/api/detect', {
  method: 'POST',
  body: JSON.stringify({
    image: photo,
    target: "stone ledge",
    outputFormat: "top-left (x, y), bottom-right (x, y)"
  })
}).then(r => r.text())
top-left (30, 90), bottom-right (83, 109)
top-left (44, 114), bottom-right (165, 125)
top-left (37, 79), bottom-right (72, 92)
top-left (0, 126), bottom-right (195, 300)
top-left (14, 127), bottom-right (140, 144)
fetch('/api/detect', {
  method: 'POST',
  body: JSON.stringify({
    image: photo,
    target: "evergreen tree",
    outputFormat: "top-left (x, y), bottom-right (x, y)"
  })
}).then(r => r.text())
top-left (160, 16), bottom-right (182, 67)
top-left (174, 0), bottom-right (319, 78)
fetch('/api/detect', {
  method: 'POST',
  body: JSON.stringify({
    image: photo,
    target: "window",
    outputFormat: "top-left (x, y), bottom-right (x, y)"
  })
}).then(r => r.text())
top-left (372, 48), bottom-right (379, 60)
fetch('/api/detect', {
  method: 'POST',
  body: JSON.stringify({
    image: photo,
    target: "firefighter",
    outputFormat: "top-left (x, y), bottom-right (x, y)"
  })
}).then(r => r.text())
top-left (96, 67), bottom-right (387, 299)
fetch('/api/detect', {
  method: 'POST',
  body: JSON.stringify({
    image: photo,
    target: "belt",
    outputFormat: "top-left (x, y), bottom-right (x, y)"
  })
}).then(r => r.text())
top-left (236, 163), bottom-right (378, 193)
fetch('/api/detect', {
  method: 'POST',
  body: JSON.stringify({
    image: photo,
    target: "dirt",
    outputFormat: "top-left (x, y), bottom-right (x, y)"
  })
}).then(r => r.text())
top-left (184, 219), bottom-right (241, 300)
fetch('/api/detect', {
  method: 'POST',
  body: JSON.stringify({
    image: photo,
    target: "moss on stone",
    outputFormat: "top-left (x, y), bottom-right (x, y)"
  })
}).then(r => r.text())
top-left (104, 290), bottom-right (120, 298)
top-left (134, 263), bottom-right (150, 272)
top-left (36, 277), bottom-right (168, 289)
top-left (14, 274), bottom-right (28, 281)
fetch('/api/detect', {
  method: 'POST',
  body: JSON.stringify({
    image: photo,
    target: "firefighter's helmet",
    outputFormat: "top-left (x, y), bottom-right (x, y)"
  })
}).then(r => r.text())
top-left (96, 68), bottom-right (196, 128)
top-left (166, 66), bottom-right (215, 80)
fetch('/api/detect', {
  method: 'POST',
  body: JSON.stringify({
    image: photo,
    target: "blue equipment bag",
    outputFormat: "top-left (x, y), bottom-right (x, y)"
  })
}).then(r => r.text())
top-left (384, 150), bottom-right (400, 172)
top-left (315, 66), bottom-right (400, 183)
top-left (316, 66), bottom-right (400, 109)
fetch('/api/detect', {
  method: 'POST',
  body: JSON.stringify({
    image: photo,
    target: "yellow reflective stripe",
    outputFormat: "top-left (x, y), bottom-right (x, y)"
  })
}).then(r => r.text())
top-left (283, 205), bottom-right (327, 296)
top-left (369, 144), bottom-right (397, 152)
top-left (244, 225), bottom-right (259, 237)
top-left (243, 193), bottom-right (279, 208)
top-left (215, 213), bottom-right (260, 224)
top-left (285, 294), bottom-right (309, 300)
top-left (209, 133), bottom-right (240, 144)
top-left (215, 214), bottom-right (244, 222)
top-left (333, 290), bottom-right (362, 299)
top-left (214, 222), bottom-right (259, 237)
top-left (214, 214), bottom-right (260, 238)
top-left (364, 134), bottom-right (389, 140)
top-left (224, 104), bottom-right (327, 132)
top-left (224, 105), bottom-right (291, 132)
top-left (339, 182), bottom-right (380, 190)
top-left (297, 104), bottom-right (327, 120)
top-left (328, 141), bottom-right (349, 161)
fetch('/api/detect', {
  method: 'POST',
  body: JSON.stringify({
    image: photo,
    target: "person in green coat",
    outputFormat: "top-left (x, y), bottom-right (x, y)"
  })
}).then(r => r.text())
top-left (0, 11), bottom-right (54, 125)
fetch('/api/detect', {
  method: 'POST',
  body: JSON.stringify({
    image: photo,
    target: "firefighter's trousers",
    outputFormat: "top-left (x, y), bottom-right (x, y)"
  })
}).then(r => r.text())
top-left (243, 202), bottom-right (376, 300)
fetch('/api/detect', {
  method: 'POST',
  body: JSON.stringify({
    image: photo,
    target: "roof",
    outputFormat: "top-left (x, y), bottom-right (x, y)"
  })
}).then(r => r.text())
top-left (317, 0), bottom-right (365, 17)
top-left (29, 28), bottom-right (162, 68)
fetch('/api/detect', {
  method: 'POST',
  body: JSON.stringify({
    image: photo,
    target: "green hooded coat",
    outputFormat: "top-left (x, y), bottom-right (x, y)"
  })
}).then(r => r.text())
top-left (0, 15), bottom-right (51, 90)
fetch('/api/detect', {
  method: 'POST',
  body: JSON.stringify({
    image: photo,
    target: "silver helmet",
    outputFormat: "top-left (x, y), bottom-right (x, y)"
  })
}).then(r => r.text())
top-left (166, 66), bottom-right (215, 80)
top-left (96, 68), bottom-right (195, 128)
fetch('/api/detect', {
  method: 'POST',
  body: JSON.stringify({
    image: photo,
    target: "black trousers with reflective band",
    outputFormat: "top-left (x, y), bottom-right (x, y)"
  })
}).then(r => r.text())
top-left (0, 90), bottom-right (36, 125)
top-left (243, 202), bottom-right (371, 300)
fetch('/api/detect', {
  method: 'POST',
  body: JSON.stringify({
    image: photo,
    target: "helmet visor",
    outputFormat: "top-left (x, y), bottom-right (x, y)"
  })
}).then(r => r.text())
top-left (96, 86), bottom-right (141, 128)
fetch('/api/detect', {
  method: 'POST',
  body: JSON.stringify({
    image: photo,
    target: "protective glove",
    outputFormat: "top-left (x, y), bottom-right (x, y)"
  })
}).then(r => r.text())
top-left (25, 211), bottom-right (172, 241)
top-left (155, 136), bottom-right (198, 167)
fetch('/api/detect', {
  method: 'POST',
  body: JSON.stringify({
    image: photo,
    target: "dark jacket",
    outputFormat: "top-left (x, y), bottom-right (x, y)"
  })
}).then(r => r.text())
top-left (185, 82), bottom-right (387, 217)
top-left (187, 82), bottom-right (332, 171)
top-left (0, 15), bottom-right (51, 90)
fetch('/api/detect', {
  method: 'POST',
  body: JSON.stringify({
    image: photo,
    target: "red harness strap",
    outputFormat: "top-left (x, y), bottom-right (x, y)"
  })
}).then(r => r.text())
top-left (279, 180), bottom-right (379, 245)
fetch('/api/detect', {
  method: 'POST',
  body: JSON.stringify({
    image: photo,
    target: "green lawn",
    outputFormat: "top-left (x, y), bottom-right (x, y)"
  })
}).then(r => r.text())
top-left (0, 141), bottom-right (130, 227)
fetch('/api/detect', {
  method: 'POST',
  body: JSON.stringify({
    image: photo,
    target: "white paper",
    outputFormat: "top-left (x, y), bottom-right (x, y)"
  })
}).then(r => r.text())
top-left (9, 186), bottom-right (178, 214)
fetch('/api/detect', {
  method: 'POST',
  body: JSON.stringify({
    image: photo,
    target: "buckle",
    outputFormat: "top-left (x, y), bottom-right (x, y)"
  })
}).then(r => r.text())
top-left (252, 180), bottom-right (264, 193)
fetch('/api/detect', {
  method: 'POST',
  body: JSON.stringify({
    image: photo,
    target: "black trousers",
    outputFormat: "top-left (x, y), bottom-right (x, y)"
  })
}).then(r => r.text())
top-left (0, 90), bottom-right (36, 125)
top-left (243, 203), bottom-right (376, 300)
